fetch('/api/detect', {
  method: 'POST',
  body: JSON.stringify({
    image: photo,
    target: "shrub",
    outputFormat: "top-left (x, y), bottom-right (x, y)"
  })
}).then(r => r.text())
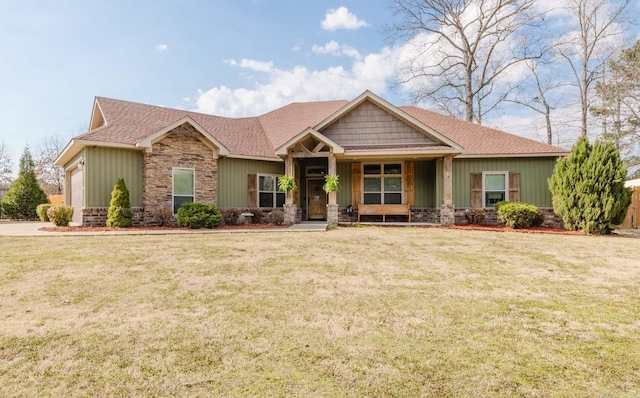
top-left (222, 208), bottom-right (241, 225)
top-left (36, 204), bottom-right (53, 222)
top-left (177, 203), bottom-right (222, 229)
top-left (154, 207), bottom-right (173, 226)
top-left (549, 136), bottom-right (632, 234)
top-left (1, 147), bottom-right (49, 220)
top-left (106, 178), bottom-right (132, 227)
top-left (533, 209), bottom-right (545, 227)
top-left (464, 208), bottom-right (485, 225)
top-left (46, 205), bottom-right (74, 227)
top-left (248, 208), bottom-right (264, 224)
top-left (493, 201), bottom-right (510, 212)
top-left (266, 209), bottom-right (285, 225)
top-left (496, 202), bottom-right (540, 229)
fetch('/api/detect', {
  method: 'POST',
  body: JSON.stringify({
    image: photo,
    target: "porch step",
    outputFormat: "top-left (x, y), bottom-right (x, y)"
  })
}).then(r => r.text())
top-left (288, 222), bottom-right (328, 231)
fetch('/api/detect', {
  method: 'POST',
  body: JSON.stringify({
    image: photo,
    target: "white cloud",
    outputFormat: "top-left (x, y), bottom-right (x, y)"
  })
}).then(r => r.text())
top-left (194, 48), bottom-right (398, 117)
top-left (156, 44), bottom-right (168, 52)
top-left (227, 59), bottom-right (274, 73)
top-left (312, 40), bottom-right (361, 59)
top-left (321, 7), bottom-right (368, 31)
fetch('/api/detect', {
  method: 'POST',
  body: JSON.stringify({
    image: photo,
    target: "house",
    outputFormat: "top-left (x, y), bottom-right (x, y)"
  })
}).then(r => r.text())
top-left (54, 90), bottom-right (569, 226)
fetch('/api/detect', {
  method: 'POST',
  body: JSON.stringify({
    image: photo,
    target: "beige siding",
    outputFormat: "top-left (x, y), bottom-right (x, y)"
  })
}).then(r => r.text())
top-left (85, 147), bottom-right (144, 207)
top-left (322, 101), bottom-right (438, 147)
top-left (217, 157), bottom-right (284, 208)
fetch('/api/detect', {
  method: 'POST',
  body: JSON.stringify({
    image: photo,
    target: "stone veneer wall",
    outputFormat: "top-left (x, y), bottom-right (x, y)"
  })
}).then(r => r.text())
top-left (338, 206), bottom-right (563, 228)
top-left (143, 125), bottom-right (218, 226)
top-left (82, 207), bottom-right (145, 227)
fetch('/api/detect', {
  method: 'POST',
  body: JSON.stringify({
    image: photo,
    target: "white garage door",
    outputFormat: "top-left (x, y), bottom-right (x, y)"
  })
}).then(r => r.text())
top-left (70, 167), bottom-right (83, 224)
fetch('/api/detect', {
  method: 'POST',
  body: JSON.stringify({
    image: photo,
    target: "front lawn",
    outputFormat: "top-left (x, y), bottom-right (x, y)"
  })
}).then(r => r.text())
top-left (1, 228), bottom-right (639, 396)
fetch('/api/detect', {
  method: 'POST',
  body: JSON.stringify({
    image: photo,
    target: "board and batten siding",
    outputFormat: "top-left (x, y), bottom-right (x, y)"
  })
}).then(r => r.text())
top-left (217, 157), bottom-right (284, 208)
top-left (84, 147), bottom-right (144, 207)
top-left (448, 157), bottom-right (557, 208)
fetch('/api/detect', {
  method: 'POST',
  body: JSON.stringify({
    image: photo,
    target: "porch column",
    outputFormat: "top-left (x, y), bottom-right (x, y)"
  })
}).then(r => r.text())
top-left (283, 152), bottom-right (299, 224)
top-left (327, 151), bottom-right (339, 226)
top-left (441, 155), bottom-right (455, 225)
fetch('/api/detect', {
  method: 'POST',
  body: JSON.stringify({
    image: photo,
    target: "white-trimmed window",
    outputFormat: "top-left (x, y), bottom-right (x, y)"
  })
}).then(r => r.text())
top-left (258, 174), bottom-right (285, 208)
top-left (363, 163), bottom-right (403, 205)
top-left (173, 168), bottom-right (195, 213)
top-left (483, 171), bottom-right (508, 207)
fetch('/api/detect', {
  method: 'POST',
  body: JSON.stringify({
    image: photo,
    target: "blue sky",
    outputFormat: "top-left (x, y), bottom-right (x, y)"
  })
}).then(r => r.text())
top-left (1, 0), bottom-right (638, 174)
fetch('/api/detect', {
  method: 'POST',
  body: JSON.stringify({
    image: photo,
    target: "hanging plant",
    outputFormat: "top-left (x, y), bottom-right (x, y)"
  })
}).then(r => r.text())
top-left (277, 175), bottom-right (297, 192)
top-left (323, 174), bottom-right (340, 193)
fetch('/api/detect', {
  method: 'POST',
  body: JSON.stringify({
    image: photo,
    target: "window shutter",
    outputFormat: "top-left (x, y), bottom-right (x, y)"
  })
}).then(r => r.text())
top-left (404, 161), bottom-right (414, 207)
top-left (351, 162), bottom-right (362, 208)
top-left (248, 174), bottom-right (257, 208)
top-left (471, 173), bottom-right (482, 208)
top-left (509, 172), bottom-right (520, 202)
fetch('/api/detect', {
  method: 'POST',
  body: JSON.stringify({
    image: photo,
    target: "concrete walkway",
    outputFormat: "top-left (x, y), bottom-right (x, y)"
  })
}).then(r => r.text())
top-left (0, 221), bottom-right (328, 237)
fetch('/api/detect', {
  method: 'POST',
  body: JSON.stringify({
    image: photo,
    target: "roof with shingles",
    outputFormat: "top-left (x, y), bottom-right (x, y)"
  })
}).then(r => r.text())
top-left (75, 95), bottom-right (568, 159)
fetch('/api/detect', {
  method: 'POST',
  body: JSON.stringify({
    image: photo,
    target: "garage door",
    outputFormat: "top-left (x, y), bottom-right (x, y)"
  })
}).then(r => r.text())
top-left (70, 167), bottom-right (83, 224)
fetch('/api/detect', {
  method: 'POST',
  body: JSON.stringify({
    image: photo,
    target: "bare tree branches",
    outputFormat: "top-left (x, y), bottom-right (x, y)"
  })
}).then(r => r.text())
top-left (388, 0), bottom-right (542, 124)
top-left (34, 133), bottom-right (71, 196)
top-left (0, 140), bottom-right (13, 186)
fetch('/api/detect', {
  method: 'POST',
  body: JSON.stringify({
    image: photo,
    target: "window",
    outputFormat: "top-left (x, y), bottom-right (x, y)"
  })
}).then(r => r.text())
top-left (173, 168), bottom-right (194, 213)
top-left (483, 172), bottom-right (508, 207)
top-left (258, 174), bottom-right (285, 208)
top-left (363, 163), bottom-right (403, 204)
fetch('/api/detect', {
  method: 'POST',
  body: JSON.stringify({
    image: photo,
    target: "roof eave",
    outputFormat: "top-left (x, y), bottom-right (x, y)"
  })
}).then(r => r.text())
top-left (54, 139), bottom-right (138, 167)
top-left (275, 128), bottom-right (345, 156)
top-left (456, 152), bottom-right (569, 159)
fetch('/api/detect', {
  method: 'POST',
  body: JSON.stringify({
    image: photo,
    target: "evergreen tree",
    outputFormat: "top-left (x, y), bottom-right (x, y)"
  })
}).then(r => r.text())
top-left (106, 178), bottom-right (133, 227)
top-left (549, 136), bottom-right (632, 234)
top-left (1, 146), bottom-right (49, 220)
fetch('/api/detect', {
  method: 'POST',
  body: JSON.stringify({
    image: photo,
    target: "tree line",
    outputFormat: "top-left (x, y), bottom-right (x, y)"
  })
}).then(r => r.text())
top-left (387, 0), bottom-right (638, 176)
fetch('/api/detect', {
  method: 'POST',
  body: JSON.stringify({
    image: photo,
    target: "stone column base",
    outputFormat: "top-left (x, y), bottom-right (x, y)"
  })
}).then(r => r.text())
top-left (284, 204), bottom-right (299, 224)
top-left (327, 204), bottom-right (339, 226)
top-left (440, 204), bottom-right (455, 225)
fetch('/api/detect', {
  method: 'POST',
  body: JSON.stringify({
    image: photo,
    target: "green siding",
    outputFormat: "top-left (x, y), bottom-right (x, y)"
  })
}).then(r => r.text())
top-left (84, 148), bottom-right (143, 207)
top-left (414, 160), bottom-right (437, 207)
top-left (336, 161), bottom-right (352, 206)
top-left (452, 157), bottom-right (557, 207)
top-left (217, 157), bottom-right (284, 207)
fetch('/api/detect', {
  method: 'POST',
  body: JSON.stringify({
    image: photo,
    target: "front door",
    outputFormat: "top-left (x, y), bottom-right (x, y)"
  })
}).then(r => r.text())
top-left (307, 179), bottom-right (327, 220)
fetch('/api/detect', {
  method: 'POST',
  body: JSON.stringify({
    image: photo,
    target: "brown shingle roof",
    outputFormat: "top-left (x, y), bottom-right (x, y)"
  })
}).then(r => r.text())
top-left (400, 106), bottom-right (568, 156)
top-left (75, 95), bottom-right (568, 159)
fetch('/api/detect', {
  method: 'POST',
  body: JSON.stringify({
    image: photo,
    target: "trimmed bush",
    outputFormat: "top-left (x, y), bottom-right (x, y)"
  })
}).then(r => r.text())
top-left (36, 203), bottom-right (53, 222)
top-left (493, 201), bottom-right (510, 212)
top-left (266, 209), bottom-right (285, 225)
top-left (177, 203), bottom-right (222, 229)
top-left (106, 178), bottom-right (133, 227)
top-left (496, 202), bottom-right (540, 229)
top-left (248, 208), bottom-right (264, 224)
top-left (154, 207), bottom-right (173, 226)
top-left (222, 208), bottom-right (241, 225)
top-left (464, 208), bottom-right (485, 225)
top-left (46, 205), bottom-right (74, 227)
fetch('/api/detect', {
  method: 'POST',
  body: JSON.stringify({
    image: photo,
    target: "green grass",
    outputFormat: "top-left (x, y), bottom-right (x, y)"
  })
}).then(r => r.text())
top-left (1, 227), bottom-right (639, 397)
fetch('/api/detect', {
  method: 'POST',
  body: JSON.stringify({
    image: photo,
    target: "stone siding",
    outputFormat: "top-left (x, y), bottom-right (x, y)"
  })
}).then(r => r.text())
top-left (455, 207), bottom-right (563, 228)
top-left (143, 124), bottom-right (218, 225)
top-left (82, 207), bottom-right (145, 227)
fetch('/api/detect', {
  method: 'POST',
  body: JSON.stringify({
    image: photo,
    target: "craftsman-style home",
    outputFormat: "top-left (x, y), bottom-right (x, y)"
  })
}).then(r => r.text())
top-left (54, 90), bottom-right (569, 226)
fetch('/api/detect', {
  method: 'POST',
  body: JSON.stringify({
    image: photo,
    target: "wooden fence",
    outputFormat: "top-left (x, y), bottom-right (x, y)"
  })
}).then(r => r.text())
top-left (620, 187), bottom-right (640, 229)
top-left (48, 195), bottom-right (63, 206)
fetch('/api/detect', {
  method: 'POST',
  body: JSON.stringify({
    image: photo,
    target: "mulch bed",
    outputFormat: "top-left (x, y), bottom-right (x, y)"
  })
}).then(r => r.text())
top-left (39, 223), bottom-right (289, 232)
top-left (445, 224), bottom-right (585, 235)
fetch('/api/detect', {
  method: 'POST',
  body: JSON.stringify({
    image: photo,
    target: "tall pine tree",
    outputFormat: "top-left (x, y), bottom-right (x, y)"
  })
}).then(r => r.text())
top-left (549, 136), bottom-right (631, 234)
top-left (1, 146), bottom-right (49, 220)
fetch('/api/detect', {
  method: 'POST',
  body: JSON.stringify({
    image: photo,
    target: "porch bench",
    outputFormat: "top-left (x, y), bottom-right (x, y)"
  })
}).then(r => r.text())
top-left (357, 203), bottom-right (411, 223)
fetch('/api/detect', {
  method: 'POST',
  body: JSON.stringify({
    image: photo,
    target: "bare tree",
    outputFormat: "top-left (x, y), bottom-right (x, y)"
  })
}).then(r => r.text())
top-left (387, 0), bottom-right (541, 124)
top-left (556, 0), bottom-right (630, 137)
top-left (0, 139), bottom-right (13, 186)
top-left (34, 133), bottom-right (71, 196)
